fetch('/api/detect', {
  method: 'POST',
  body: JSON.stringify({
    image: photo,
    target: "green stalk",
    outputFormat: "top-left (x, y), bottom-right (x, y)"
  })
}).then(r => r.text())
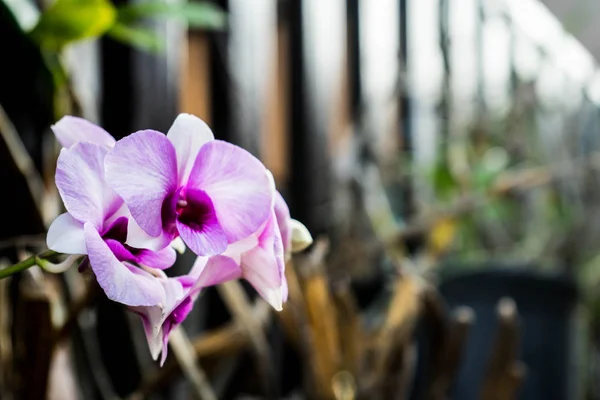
top-left (0, 250), bottom-right (58, 280)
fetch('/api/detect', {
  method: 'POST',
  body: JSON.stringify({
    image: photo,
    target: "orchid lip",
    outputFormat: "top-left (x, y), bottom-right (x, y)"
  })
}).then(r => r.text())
top-left (176, 189), bottom-right (214, 230)
top-left (158, 185), bottom-right (229, 256)
top-left (161, 187), bottom-right (183, 235)
top-left (169, 187), bottom-right (218, 235)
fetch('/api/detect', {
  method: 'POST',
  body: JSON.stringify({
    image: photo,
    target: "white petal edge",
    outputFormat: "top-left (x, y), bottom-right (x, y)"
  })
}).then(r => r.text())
top-left (46, 213), bottom-right (87, 254)
top-left (126, 216), bottom-right (174, 251)
top-left (166, 113), bottom-right (215, 184)
top-left (52, 116), bottom-right (116, 149)
top-left (261, 286), bottom-right (283, 312)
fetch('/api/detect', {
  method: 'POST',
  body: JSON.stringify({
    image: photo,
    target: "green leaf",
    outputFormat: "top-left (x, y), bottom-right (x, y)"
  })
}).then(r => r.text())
top-left (117, 1), bottom-right (226, 30)
top-left (431, 159), bottom-right (457, 202)
top-left (107, 22), bottom-right (163, 53)
top-left (29, 0), bottom-right (116, 51)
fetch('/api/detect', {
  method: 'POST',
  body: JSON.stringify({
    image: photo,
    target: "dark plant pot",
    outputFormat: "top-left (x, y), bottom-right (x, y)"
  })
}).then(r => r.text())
top-left (438, 266), bottom-right (578, 400)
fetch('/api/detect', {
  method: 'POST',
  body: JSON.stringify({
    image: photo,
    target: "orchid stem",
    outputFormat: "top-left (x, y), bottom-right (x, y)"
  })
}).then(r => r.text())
top-left (0, 250), bottom-right (57, 280)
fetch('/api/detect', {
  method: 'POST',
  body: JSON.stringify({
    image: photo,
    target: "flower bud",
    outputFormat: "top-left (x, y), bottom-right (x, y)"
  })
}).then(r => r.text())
top-left (290, 219), bottom-right (313, 253)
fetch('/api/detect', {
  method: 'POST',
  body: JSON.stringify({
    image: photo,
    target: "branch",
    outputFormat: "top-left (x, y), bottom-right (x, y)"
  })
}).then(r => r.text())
top-left (131, 301), bottom-right (271, 399)
top-left (0, 103), bottom-right (46, 218)
top-left (294, 238), bottom-right (343, 398)
top-left (53, 281), bottom-right (100, 344)
top-left (217, 281), bottom-right (276, 398)
top-left (367, 275), bottom-right (421, 393)
top-left (169, 326), bottom-right (217, 400)
top-left (331, 277), bottom-right (362, 378)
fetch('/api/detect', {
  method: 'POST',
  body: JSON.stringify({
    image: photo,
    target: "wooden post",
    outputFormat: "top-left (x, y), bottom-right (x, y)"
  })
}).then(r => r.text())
top-left (288, 0), bottom-right (346, 236)
top-left (480, 297), bottom-right (526, 400)
top-left (14, 271), bottom-right (53, 400)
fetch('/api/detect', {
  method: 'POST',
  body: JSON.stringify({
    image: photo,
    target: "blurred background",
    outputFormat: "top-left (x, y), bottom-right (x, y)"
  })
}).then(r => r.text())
top-left (2, 0), bottom-right (600, 399)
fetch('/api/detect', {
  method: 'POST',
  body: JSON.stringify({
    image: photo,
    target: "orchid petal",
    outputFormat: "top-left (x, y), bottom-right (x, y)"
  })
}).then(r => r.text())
top-left (159, 298), bottom-right (194, 365)
top-left (136, 246), bottom-right (177, 270)
top-left (46, 213), bottom-right (87, 254)
top-left (242, 248), bottom-right (284, 311)
top-left (159, 278), bottom-right (188, 324)
top-left (104, 239), bottom-right (137, 263)
top-left (126, 216), bottom-right (175, 251)
top-left (187, 140), bottom-right (273, 243)
top-left (167, 113), bottom-right (214, 184)
top-left (55, 143), bottom-right (122, 229)
top-left (105, 237), bottom-right (175, 270)
top-left (104, 209), bottom-right (177, 254)
top-left (176, 188), bottom-right (228, 256)
top-left (260, 210), bottom-right (285, 277)
top-left (282, 278), bottom-right (289, 303)
top-left (189, 256), bottom-right (209, 280)
top-left (130, 277), bottom-right (185, 361)
top-left (222, 234), bottom-right (259, 265)
top-left (160, 333), bottom-right (170, 366)
top-left (135, 307), bottom-right (163, 361)
top-left (51, 116), bottom-right (115, 149)
top-left (105, 130), bottom-right (178, 237)
top-left (192, 255), bottom-right (243, 290)
top-left (274, 191), bottom-right (292, 252)
top-left (241, 211), bottom-right (286, 311)
top-left (228, 234), bottom-right (260, 254)
top-left (84, 223), bottom-right (164, 306)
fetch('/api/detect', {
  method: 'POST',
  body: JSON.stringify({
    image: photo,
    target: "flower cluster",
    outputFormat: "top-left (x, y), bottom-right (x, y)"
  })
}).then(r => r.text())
top-left (46, 114), bottom-right (312, 365)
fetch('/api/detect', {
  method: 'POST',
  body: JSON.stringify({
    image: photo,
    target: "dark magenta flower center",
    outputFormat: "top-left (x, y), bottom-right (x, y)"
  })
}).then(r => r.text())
top-left (163, 187), bottom-right (218, 234)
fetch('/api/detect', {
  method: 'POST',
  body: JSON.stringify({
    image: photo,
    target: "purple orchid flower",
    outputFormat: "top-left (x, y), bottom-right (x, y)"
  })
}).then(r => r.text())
top-left (46, 141), bottom-right (177, 306)
top-left (104, 114), bottom-right (274, 257)
top-left (131, 255), bottom-right (241, 365)
top-left (45, 114), bottom-right (311, 365)
top-left (50, 115), bottom-right (186, 252)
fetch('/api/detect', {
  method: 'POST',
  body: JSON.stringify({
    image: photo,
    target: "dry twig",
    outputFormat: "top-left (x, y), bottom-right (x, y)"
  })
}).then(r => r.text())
top-left (367, 275), bottom-right (421, 394)
top-left (295, 238), bottom-right (342, 398)
top-left (331, 277), bottom-right (363, 378)
top-left (0, 103), bottom-right (46, 218)
top-left (277, 258), bottom-right (311, 350)
top-left (53, 281), bottom-right (100, 344)
top-left (217, 281), bottom-right (276, 398)
top-left (131, 301), bottom-right (271, 399)
top-left (169, 326), bottom-right (218, 400)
